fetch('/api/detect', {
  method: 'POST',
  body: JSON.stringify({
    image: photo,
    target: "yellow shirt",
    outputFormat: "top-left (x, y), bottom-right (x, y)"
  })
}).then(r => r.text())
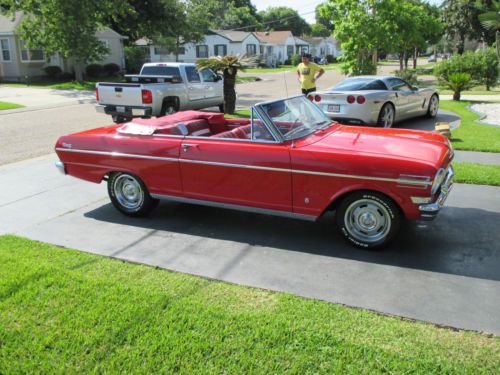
top-left (297, 62), bottom-right (321, 90)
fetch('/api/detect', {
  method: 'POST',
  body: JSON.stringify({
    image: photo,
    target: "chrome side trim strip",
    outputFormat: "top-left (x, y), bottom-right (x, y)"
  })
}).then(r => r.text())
top-left (55, 148), bottom-right (178, 162)
top-left (55, 148), bottom-right (431, 186)
top-left (150, 193), bottom-right (317, 222)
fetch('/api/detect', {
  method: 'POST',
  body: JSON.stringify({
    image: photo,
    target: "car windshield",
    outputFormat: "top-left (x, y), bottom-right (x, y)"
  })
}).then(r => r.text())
top-left (258, 96), bottom-right (333, 141)
top-left (332, 78), bottom-right (387, 91)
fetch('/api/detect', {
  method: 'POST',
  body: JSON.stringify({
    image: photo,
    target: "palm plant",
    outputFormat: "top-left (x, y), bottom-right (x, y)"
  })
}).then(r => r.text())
top-left (439, 72), bottom-right (474, 101)
top-left (197, 54), bottom-right (258, 114)
top-left (478, 0), bottom-right (500, 57)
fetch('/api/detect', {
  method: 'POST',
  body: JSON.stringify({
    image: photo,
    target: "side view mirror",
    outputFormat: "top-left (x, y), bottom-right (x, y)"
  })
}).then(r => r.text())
top-left (411, 86), bottom-right (419, 91)
top-left (216, 74), bottom-right (223, 82)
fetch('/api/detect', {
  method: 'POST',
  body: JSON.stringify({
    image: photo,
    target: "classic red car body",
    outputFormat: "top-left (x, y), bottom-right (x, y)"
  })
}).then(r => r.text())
top-left (55, 96), bottom-right (454, 248)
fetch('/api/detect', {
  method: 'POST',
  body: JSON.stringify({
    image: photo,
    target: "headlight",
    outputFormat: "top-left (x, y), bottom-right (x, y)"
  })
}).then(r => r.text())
top-left (431, 168), bottom-right (446, 195)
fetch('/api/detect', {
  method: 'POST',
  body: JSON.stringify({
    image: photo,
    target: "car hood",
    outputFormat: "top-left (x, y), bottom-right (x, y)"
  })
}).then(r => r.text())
top-left (301, 125), bottom-right (452, 166)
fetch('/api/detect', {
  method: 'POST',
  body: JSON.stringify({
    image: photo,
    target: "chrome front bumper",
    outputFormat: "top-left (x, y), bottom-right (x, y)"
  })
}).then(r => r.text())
top-left (419, 165), bottom-right (454, 220)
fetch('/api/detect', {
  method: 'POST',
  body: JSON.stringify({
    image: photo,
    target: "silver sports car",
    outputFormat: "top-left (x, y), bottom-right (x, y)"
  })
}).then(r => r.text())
top-left (308, 76), bottom-right (439, 128)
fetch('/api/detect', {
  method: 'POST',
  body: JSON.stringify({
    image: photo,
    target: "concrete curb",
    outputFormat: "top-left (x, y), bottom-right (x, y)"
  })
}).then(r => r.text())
top-left (466, 104), bottom-right (500, 127)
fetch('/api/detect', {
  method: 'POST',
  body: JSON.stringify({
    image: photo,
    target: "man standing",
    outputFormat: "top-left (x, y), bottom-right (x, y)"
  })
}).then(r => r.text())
top-left (297, 53), bottom-right (325, 95)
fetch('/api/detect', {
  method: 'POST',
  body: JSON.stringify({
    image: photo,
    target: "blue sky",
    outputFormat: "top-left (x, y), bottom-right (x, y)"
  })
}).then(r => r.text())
top-left (252, 0), bottom-right (444, 25)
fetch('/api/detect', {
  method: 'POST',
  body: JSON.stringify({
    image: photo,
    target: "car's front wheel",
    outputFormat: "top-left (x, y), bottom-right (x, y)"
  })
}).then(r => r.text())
top-left (377, 103), bottom-right (395, 128)
top-left (336, 191), bottom-right (401, 249)
top-left (426, 94), bottom-right (439, 118)
top-left (108, 172), bottom-right (158, 217)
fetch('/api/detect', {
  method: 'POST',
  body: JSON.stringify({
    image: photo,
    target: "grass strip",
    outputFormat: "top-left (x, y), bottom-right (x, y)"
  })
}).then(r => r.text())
top-left (440, 100), bottom-right (500, 152)
top-left (0, 235), bottom-right (498, 373)
top-left (453, 162), bottom-right (500, 186)
top-left (0, 101), bottom-right (24, 110)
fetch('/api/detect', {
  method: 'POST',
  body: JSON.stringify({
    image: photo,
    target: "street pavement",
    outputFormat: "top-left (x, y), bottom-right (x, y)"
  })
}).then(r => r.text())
top-left (0, 155), bottom-right (499, 334)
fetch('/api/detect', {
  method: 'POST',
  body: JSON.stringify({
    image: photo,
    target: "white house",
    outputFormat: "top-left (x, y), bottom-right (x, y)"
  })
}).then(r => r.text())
top-left (0, 12), bottom-right (128, 81)
top-left (146, 30), bottom-right (262, 63)
top-left (303, 37), bottom-right (343, 60)
top-left (254, 31), bottom-right (311, 66)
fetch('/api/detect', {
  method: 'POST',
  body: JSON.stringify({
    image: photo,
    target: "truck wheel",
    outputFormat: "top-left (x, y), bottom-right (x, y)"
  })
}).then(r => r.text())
top-left (336, 191), bottom-right (401, 249)
top-left (108, 172), bottom-right (158, 217)
top-left (112, 115), bottom-right (130, 124)
top-left (160, 99), bottom-right (178, 116)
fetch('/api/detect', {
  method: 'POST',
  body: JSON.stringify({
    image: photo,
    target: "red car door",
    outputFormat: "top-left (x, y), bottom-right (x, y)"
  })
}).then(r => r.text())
top-left (179, 138), bottom-right (292, 212)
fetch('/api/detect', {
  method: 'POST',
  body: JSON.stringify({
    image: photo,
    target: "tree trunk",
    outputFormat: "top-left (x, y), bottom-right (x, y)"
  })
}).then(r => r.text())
top-left (496, 30), bottom-right (500, 58)
top-left (404, 51), bottom-right (409, 70)
top-left (413, 47), bottom-right (418, 69)
top-left (457, 35), bottom-right (465, 55)
top-left (453, 91), bottom-right (460, 101)
top-left (74, 62), bottom-right (84, 82)
top-left (223, 68), bottom-right (237, 114)
top-left (175, 37), bottom-right (180, 62)
top-left (372, 48), bottom-right (377, 75)
top-left (399, 53), bottom-right (404, 71)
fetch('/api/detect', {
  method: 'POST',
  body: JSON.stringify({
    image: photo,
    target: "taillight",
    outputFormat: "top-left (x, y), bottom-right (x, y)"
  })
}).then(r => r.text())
top-left (307, 95), bottom-right (314, 101)
top-left (95, 87), bottom-right (99, 101)
top-left (314, 95), bottom-right (321, 102)
top-left (357, 95), bottom-right (366, 104)
top-left (347, 95), bottom-right (355, 104)
top-left (142, 89), bottom-right (153, 104)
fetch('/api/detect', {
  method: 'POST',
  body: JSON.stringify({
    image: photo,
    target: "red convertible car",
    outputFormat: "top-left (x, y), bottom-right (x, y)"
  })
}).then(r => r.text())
top-left (55, 95), bottom-right (454, 249)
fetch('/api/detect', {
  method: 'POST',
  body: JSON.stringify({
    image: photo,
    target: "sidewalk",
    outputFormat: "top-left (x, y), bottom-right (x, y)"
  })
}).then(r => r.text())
top-left (454, 150), bottom-right (500, 165)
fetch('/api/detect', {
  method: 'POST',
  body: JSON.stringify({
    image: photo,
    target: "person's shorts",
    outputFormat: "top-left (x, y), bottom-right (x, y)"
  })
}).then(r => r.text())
top-left (301, 87), bottom-right (316, 95)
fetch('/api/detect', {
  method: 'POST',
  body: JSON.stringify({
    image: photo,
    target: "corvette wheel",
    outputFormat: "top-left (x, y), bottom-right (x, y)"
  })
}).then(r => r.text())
top-left (426, 94), bottom-right (439, 118)
top-left (336, 191), bottom-right (401, 249)
top-left (377, 103), bottom-right (395, 128)
top-left (108, 173), bottom-right (158, 217)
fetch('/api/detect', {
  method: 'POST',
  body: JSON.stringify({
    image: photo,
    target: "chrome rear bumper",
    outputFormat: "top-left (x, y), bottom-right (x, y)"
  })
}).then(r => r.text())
top-left (419, 165), bottom-right (454, 220)
top-left (95, 104), bottom-right (152, 117)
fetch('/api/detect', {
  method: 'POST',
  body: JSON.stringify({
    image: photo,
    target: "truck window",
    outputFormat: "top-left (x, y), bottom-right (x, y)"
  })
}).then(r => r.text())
top-left (141, 66), bottom-right (182, 81)
top-left (185, 66), bottom-right (201, 83)
top-left (201, 69), bottom-right (216, 82)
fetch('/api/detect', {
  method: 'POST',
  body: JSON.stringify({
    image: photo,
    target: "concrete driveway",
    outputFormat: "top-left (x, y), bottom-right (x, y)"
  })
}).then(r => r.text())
top-left (1, 155), bottom-right (499, 334)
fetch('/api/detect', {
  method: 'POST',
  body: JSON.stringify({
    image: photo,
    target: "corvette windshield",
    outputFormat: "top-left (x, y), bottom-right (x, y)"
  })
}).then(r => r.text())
top-left (260, 96), bottom-right (332, 140)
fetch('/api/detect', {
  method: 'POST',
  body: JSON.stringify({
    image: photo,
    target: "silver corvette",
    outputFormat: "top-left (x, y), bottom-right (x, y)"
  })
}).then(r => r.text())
top-left (308, 76), bottom-right (439, 128)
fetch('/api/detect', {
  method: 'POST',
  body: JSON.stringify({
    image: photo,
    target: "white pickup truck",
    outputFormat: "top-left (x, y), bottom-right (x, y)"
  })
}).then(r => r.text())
top-left (95, 62), bottom-right (224, 123)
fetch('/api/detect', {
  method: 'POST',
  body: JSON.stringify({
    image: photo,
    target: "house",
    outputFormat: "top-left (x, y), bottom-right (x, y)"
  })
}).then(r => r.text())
top-left (303, 37), bottom-right (343, 60)
top-left (254, 31), bottom-right (311, 66)
top-left (0, 12), bottom-right (127, 81)
top-left (146, 29), bottom-right (262, 63)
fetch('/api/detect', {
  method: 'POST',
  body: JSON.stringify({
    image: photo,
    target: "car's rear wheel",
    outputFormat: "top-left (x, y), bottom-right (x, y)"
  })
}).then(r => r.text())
top-left (426, 94), bottom-right (439, 118)
top-left (108, 172), bottom-right (158, 217)
top-left (336, 191), bottom-right (401, 249)
top-left (377, 103), bottom-right (395, 128)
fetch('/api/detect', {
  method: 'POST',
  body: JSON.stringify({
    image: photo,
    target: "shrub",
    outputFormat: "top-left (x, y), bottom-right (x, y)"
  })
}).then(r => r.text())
top-left (125, 46), bottom-right (148, 74)
top-left (59, 72), bottom-right (75, 81)
top-left (290, 54), bottom-right (301, 66)
top-left (476, 47), bottom-right (499, 90)
top-left (395, 69), bottom-right (418, 85)
top-left (439, 72), bottom-right (474, 101)
top-left (326, 54), bottom-right (335, 63)
top-left (103, 63), bottom-right (120, 76)
top-left (43, 66), bottom-right (62, 79)
top-left (85, 64), bottom-right (103, 78)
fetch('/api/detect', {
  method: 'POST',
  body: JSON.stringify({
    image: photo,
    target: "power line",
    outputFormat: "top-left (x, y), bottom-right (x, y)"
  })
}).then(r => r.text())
top-left (231, 9), bottom-right (317, 31)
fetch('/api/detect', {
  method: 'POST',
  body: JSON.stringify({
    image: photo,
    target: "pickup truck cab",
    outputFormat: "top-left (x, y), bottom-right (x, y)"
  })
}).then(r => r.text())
top-left (95, 62), bottom-right (224, 123)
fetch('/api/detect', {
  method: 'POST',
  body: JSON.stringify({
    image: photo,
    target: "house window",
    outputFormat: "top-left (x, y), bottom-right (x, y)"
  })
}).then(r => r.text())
top-left (287, 45), bottom-right (293, 58)
top-left (259, 45), bottom-right (264, 54)
top-left (178, 47), bottom-right (186, 55)
top-left (1, 39), bottom-right (11, 61)
top-left (19, 40), bottom-right (45, 62)
top-left (196, 45), bottom-right (208, 58)
top-left (246, 44), bottom-right (256, 55)
top-left (214, 44), bottom-right (227, 56)
top-left (154, 47), bottom-right (169, 55)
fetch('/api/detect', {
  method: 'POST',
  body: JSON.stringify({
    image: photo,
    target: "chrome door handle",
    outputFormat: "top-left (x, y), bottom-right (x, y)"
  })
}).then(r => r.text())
top-left (182, 143), bottom-right (199, 152)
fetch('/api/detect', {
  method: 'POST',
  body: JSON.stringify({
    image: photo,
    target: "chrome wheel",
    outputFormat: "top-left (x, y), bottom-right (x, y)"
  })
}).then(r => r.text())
top-left (343, 199), bottom-right (392, 244)
top-left (428, 95), bottom-right (439, 117)
top-left (381, 105), bottom-right (394, 128)
top-left (113, 174), bottom-right (144, 211)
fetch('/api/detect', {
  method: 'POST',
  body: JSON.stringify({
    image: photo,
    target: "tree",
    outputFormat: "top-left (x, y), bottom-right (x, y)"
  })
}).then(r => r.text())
top-left (258, 7), bottom-right (311, 36)
top-left (197, 55), bottom-right (258, 114)
top-left (2, 0), bottom-right (129, 81)
top-left (439, 72), bottom-right (474, 100)
top-left (315, 3), bottom-right (334, 32)
top-left (219, 5), bottom-right (261, 30)
top-left (441, 0), bottom-right (495, 54)
top-left (309, 23), bottom-right (331, 37)
top-left (478, 0), bottom-right (500, 57)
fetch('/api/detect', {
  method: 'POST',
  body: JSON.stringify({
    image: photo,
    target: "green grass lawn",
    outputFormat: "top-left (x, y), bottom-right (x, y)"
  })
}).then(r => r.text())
top-left (453, 162), bottom-right (500, 186)
top-left (0, 76), bottom-right (124, 91)
top-left (0, 101), bottom-right (24, 110)
top-left (1, 236), bottom-right (499, 373)
top-left (440, 100), bottom-right (500, 152)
